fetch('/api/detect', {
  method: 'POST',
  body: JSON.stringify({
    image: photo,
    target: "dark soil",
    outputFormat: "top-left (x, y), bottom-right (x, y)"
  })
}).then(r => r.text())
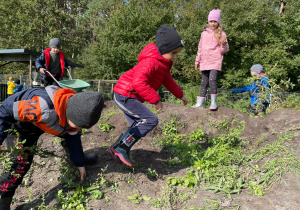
top-left (9, 101), bottom-right (300, 210)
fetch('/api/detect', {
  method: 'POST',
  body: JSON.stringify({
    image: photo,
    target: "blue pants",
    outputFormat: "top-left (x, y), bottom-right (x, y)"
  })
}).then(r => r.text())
top-left (114, 93), bottom-right (158, 137)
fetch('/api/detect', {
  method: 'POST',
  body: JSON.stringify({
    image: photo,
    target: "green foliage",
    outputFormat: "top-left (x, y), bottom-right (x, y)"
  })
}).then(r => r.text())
top-left (56, 188), bottom-right (89, 210)
top-left (77, 0), bottom-right (176, 80)
top-left (149, 184), bottom-right (190, 209)
top-left (1, 0), bottom-right (299, 91)
top-left (154, 117), bottom-right (300, 198)
top-left (0, 0), bottom-right (91, 74)
top-left (127, 190), bottom-right (151, 204)
top-left (99, 110), bottom-right (120, 120)
top-left (282, 94), bottom-right (300, 109)
top-left (189, 129), bottom-right (207, 143)
top-left (97, 122), bottom-right (114, 132)
top-left (161, 119), bottom-right (178, 136)
top-left (146, 167), bottom-right (158, 179)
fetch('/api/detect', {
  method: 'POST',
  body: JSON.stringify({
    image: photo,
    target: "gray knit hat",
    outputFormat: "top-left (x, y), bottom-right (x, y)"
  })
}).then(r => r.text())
top-left (49, 38), bottom-right (61, 49)
top-left (250, 64), bottom-right (263, 74)
top-left (66, 91), bottom-right (104, 128)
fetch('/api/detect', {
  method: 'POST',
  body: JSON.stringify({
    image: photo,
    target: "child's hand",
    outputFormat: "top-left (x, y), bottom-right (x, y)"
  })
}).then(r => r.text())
top-left (77, 166), bottom-right (86, 180)
top-left (39, 68), bottom-right (46, 74)
top-left (195, 64), bottom-right (199, 70)
top-left (155, 101), bottom-right (163, 112)
top-left (181, 96), bottom-right (188, 105)
top-left (220, 37), bottom-right (227, 46)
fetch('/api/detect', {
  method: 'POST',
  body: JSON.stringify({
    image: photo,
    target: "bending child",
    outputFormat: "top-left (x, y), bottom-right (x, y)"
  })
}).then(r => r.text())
top-left (231, 64), bottom-right (270, 115)
top-left (109, 24), bottom-right (188, 167)
top-left (0, 86), bottom-right (104, 209)
top-left (193, 9), bottom-right (229, 110)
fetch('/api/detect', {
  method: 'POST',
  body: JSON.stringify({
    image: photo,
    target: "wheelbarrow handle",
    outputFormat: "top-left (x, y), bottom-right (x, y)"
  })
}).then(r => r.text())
top-left (66, 67), bottom-right (73, 80)
top-left (44, 70), bottom-right (61, 86)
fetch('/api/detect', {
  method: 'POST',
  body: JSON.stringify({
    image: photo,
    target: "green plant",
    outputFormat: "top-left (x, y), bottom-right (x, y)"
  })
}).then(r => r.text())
top-left (97, 122), bottom-right (114, 132)
top-left (56, 188), bottom-right (89, 210)
top-left (51, 137), bottom-right (64, 144)
top-left (25, 188), bottom-right (33, 203)
top-left (161, 119), bottom-right (178, 136)
top-left (127, 190), bottom-right (151, 204)
top-left (282, 94), bottom-right (300, 109)
top-left (146, 167), bottom-right (158, 179)
top-left (110, 180), bottom-right (121, 193)
top-left (149, 184), bottom-right (190, 209)
top-left (189, 129), bottom-right (206, 143)
top-left (81, 128), bottom-right (88, 135)
top-left (99, 110), bottom-right (120, 120)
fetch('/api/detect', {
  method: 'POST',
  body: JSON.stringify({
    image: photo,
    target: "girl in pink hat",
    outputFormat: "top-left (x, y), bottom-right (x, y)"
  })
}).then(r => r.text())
top-left (192, 9), bottom-right (229, 110)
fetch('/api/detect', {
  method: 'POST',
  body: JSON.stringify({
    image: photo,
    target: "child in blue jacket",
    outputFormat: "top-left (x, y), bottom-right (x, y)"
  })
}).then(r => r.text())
top-left (231, 64), bottom-right (270, 115)
top-left (13, 79), bottom-right (23, 93)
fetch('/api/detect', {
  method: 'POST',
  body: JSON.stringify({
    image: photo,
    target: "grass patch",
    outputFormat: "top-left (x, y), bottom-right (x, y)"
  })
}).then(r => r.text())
top-left (156, 118), bottom-right (300, 198)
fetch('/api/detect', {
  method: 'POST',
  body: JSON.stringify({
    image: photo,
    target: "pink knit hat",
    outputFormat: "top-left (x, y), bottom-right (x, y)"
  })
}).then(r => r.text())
top-left (208, 9), bottom-right (221, 24)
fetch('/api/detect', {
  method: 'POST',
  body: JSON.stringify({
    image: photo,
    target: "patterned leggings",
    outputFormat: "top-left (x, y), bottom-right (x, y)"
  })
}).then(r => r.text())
top-left (200, 70), bottom-right (218, 97)
top-left (0, 122), bottom-right (43, 198)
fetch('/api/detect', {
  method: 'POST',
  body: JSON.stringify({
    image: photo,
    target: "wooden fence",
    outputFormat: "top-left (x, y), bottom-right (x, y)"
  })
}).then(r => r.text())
top-left (86, 80), bottom-right (118, 100)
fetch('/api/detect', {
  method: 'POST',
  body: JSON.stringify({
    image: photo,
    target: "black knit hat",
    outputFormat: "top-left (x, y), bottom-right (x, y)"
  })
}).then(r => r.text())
top-left (49, 38), bottom-right (61, 49)
top-left (155, 25), bottom-right (184, 55)
top-left (66, 91), bottom-right (104, 128)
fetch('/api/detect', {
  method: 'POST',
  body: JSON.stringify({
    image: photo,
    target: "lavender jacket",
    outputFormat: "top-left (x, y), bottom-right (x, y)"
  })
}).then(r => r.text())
top-left (195, 27), bottom-right (229, 71)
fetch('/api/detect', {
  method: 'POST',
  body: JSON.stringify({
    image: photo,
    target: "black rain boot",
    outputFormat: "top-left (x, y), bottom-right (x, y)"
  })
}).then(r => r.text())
top-left (109, 128), bottom-right (141, 167)
top-left (0, 196), bottom-right (13, 210)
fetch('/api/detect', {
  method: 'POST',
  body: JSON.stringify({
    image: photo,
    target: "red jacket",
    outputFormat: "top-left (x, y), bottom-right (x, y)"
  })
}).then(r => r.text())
top-left (113, 43), bottom-right (183, 104)
top-left (35, 48), bottom-right (69, 79)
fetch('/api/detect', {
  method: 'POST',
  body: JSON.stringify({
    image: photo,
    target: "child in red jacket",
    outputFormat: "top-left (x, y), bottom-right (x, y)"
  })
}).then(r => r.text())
top-left (110, 25), bottom-right (188, 167)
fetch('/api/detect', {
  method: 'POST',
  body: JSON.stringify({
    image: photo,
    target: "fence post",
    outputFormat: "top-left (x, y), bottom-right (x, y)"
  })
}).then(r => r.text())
top-left (111, 83), bottom-right (114, 100)
top-left (98, 80), bottom-right (101, 93)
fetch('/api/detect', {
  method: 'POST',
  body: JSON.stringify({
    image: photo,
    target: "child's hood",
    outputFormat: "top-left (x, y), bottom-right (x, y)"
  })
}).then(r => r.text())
top-left (137, 43), bottom-right (172, 65)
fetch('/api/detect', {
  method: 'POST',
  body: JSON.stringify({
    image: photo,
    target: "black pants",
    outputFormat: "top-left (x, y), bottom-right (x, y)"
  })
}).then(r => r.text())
top-left (200, 70), bottom-right (218, 97)
top-left (248, 103), bottom-right (269, 115)
top-left (44, 74), bottom-right (61, 87)
top-left (0, 122), bottom-right (44, 198)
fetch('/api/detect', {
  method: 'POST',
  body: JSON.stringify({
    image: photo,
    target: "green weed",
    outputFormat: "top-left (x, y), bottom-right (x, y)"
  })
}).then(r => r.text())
top-left (99, 110), bottom-right (120, 120)
top-left (97, 122), bottom-right (114, 132)
top-left (127, 190), bottom-right (151, 204)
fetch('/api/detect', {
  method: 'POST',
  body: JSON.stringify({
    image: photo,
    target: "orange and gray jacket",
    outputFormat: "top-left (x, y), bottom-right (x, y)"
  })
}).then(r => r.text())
top-left (0, 86), bottom-right (85, 167)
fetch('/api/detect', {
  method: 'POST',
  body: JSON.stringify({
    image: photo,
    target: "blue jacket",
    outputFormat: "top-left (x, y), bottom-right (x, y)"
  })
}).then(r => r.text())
top-left (13, 84), bottom-right (23, 93)
top-left (0, 86), bottom-right (85, 167)
top-left (231, 73), bottom-right (270, 104)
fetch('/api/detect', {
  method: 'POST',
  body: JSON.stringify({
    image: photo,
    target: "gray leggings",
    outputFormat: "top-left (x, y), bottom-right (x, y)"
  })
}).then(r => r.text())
top-left (200, 70), bottom-right (218, 97)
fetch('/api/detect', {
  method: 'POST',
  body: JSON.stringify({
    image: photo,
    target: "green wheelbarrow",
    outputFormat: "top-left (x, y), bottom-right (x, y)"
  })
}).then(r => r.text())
top-left (45, 69), bottom-right (90, 93)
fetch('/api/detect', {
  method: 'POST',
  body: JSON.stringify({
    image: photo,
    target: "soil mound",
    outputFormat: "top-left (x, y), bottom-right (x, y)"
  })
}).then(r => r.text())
top-left (11, 101), bottom-right (300, 210)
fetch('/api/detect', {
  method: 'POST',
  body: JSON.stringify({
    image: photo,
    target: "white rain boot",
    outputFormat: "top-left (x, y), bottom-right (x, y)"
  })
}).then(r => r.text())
top-left (209, 94), bottom-right (218, 110)
top-left (191, 97), bottom-right (205, 109)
